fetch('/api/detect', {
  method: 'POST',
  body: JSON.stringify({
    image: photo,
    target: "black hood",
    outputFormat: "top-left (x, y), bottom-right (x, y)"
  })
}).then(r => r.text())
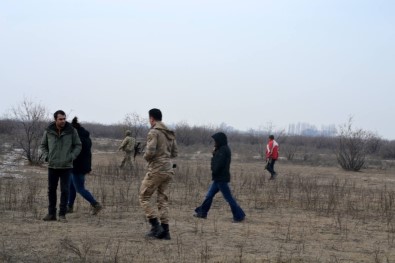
top-left (212, 132), bottom-right (228, 147)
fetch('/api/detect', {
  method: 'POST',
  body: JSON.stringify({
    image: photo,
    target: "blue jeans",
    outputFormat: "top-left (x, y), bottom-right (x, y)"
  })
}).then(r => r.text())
top-left (195, 181), bottom-right (245, 221)
top-left (68, 172), bottom-right (98, 207)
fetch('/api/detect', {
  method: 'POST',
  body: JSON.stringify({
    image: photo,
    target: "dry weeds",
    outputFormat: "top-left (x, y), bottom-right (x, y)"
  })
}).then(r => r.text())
top-left (0, 143), bottom-right (394, 262)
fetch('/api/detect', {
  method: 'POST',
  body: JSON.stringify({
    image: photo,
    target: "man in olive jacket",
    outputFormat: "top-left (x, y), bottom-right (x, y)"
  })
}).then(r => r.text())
top-left (40, 110), bottom-right (81, 222)
top-left (139, 108), bottom-right (178, 240)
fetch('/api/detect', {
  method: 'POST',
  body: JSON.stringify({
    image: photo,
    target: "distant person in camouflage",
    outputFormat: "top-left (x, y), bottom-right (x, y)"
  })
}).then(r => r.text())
top-left (139, 108), bottom-right (178, 240)
top-left (118, 130), bottom-right (135, 168)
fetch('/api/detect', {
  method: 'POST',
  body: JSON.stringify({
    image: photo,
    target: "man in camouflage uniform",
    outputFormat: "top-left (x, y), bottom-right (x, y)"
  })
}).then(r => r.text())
top-left (118, 130), bottom-right (135, 168)
top-left (139, 108), bottom-right (178, 240)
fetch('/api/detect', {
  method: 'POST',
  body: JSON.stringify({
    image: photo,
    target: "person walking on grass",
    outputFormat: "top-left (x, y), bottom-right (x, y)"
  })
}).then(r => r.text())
top-left (266, 134), bottom-right (279, 180)
top-left (194, 132), bottom-right (246, 223)
top-left (118, 130), bottom-right (135, 168)
top-left (67, 117), bottom-right (102, 215)
top-left (139, 108), bottom-right (178, 240)
top-left (40, 110), bottom-right (81, 222)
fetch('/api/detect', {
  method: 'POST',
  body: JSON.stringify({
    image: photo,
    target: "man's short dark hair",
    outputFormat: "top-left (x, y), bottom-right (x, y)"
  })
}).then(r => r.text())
top-left (269, 135), bottom-right (275, 140)
top-left (53, 110), bottom-right (66, 120)
top-left (149, 108), bottom-right (162, 121)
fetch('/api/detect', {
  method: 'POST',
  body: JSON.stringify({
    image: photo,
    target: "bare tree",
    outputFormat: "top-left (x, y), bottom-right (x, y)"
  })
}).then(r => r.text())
top-left (281, 144), bottom-right (298, 160)
top-left (175, 121), bottom-right (192, 145)
top-left (380, 140), bottom-right (395, 159)
top-left (10, 99), bottom-right (50, 165)
top-left (336, 117), bottom-right (377, 171)
top-left (365, 135), bottom-right (382, 155)
top-left (123, 112), bottom-right (148, 139)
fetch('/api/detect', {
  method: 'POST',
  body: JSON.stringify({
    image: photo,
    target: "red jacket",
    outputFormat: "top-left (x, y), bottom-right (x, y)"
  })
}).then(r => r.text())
top-left (266, 139), bottom-right (279, 160)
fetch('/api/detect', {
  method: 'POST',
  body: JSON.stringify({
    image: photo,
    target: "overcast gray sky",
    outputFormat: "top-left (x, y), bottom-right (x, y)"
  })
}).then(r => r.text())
top-left (1, 0), bottom-right (394, 139)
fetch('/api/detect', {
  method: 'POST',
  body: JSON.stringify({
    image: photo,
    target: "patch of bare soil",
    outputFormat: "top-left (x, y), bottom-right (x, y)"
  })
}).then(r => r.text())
top-left (0, 149), bottom-right (394, 262)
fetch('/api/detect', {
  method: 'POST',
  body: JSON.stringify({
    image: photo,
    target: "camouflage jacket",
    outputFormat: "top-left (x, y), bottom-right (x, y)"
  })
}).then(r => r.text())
top-left (119, 136), bottom-right (135, 153)
top-left (144, 121), bottom-right (178, 173)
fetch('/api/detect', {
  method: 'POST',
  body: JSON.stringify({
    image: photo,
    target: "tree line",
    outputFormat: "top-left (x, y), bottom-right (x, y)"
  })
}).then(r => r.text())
top-left (1, 99), bottom-right (394, 171)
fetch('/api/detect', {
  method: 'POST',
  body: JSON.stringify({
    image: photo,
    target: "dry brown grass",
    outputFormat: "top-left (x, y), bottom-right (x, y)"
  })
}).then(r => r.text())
top-left (0, 142), bottom-right (394, 262)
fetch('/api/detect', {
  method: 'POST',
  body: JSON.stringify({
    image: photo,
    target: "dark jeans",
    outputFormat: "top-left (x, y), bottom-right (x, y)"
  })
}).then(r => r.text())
top-left (195, 181), bottom-right (246, 221)
top-left (267, 159), bottom-right (277, 176)
top-left (48, 168), bottom-right (71, 216)
top-left (68, 172), bottom-right (97, 207)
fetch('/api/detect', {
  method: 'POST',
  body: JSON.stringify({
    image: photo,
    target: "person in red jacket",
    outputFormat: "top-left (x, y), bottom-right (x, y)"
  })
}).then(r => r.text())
top-left (265, 135), bottom-right (279, 180)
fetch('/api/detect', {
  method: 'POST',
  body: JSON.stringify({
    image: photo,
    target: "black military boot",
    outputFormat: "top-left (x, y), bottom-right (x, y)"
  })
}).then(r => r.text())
top-left (146, 218), bottom-right (164, 238)
top-left (160, 223), bottom-right (171, 240)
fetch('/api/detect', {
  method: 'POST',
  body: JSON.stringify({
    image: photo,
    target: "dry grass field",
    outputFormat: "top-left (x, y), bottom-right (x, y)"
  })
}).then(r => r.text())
top-left (0, 139), bottom-right (394, 262)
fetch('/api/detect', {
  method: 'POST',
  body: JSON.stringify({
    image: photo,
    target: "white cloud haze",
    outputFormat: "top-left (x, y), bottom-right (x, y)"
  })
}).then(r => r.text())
top-left (0, 0), bottom-right (394, 139)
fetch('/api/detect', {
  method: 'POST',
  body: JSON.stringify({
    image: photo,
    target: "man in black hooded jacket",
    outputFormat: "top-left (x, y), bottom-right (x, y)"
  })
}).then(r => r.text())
top-left (67, 117), bottom-right (102, 215)
top-left (194, 132), bottom-right (245, 222)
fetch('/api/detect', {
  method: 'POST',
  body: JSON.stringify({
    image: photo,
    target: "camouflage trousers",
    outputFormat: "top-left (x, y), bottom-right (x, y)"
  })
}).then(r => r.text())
top-left (139, 172), bottom-right (172, 224)
top-left (120, 151), bottom-right (133, 168)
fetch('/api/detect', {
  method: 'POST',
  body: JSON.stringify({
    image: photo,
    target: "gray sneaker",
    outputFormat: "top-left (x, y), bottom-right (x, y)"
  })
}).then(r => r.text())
top-left (58, 215), bottom-right (67, 223)
top-left (91, 203), bottom-right (103, 215)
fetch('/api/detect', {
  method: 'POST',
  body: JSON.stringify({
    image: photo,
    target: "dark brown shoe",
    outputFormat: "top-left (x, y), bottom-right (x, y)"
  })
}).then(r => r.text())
top-left (42, 214), bottom-right (56, 221)
top-left (193, 213), bottom-right (207, 219)
top-left (91, 203), bottom-right (103, 215)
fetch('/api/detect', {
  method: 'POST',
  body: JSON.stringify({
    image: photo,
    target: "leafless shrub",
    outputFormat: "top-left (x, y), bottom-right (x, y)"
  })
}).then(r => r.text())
top-left (379, 140), bottom-right (395, 159)
top-left (281, 135), bottom-right (306, 161)
top-left (373, 244), bottom-right (383, 263)
top-left (365, 136), bottom-right (382, 155)
top-left (336, 117), bottom-right (379, 171)
top-left (1, 179), bottom-right (19, 210)
top-left (8, 98), bottom-right (50, 165)
top-left (285, 218), bottom-right (293, 243)
top-left (335, 211), bottom-right (349, 239)
top-left (21, 178), bottom-right (41, 207)
top-left (200, 241), bottom-right (210, 263)
top-left (299, 176), bottom-right (320, 211)
top-left (175, 121), bottom-right (193, 146)
top-left (281, 144), bottom-right (298, 161)
top-left (60, 236), bottom-right (93, 262)
top-left (122, 112), bottom-right (149, 139)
